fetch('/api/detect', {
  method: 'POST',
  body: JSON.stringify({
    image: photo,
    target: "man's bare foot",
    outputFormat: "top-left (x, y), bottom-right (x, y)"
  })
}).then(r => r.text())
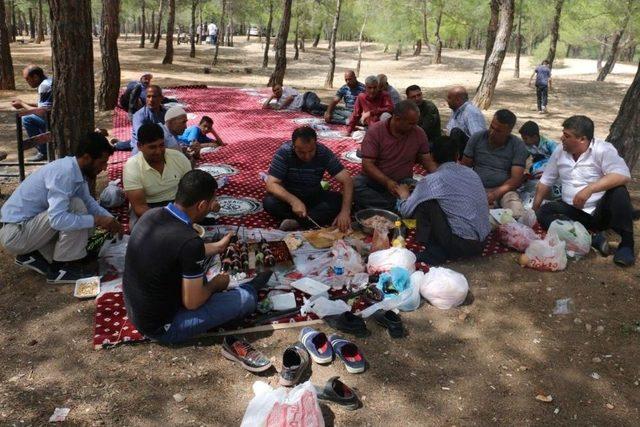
top-left (279, 219), bottom-right (300, 231)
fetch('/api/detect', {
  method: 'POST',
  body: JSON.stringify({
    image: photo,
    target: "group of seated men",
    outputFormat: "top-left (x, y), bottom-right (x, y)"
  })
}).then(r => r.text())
top-left (0, 71), bottom-right (636, 345)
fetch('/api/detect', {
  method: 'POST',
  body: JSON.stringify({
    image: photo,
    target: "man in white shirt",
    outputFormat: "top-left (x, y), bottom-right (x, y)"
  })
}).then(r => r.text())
top-left (207, 22), bottom-right (218, 45)
top-left (262, 84), bottom-right (326, 116)
top-left (533, 115), bottom-right (635, 267)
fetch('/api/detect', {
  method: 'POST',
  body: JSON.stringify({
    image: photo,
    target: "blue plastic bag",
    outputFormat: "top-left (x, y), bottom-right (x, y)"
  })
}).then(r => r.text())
top-left (376, 267), bottom-right (411, 298)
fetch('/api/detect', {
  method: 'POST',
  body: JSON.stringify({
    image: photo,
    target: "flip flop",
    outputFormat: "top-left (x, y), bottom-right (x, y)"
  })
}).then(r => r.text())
top-left (314, 376), bottom-right (361, 410)
top-left (328, 334), bottom-right (366, 374)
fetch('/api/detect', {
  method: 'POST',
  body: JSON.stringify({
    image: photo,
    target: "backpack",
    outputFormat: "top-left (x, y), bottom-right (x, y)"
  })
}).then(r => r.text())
top-left (118, 81), bottom-right (140, 110)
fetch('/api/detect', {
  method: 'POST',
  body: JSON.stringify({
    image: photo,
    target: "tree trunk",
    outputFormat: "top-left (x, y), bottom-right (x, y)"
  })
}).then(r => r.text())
top-left (153, 0), bottom-right (164, 49)
top-left (473, 0), bottom-right (515, 109)
top-left (0, 0), bottom-right (16, 90)
top-left (150, 10), bottom-right (155, 43)
top-left (28, 7), bottom-right (35, 39)
top-left (324, 0), bottom-right (341, 88)
top-left (312, 23), bottom-right (321, 47)
top-left (293, 13), bottom-right (300, 60)
top-left (98, 0), bottom-right (120, 111)
top-left (162, 0), bottom-right (175, 64)
top-left (422, 0), bottom-right (431, 51)
top-left (513, 0), bottom-right (523, 78)
top-left (545, 0), bottom-right (564, 68)
top-left (139, 0), bottom-right (146, 47)
top-left (479, 0), bottom-right (499, 83)
top-left (262, 0), bottom-right (273, 68)
top-left (355, 12), bottom-right (368, 76)
top-left (226, 7), bottom-right (233, 47)
top-left (597, 35), bottom-right (608, 72)
top-left (434, 5), bottom-right (443, 64)
top-left (36, 0), bottom-right (44, 43)
top-left (10, 0), bottom-right (16, 42)
top-left (189, 0), bottom-right (197, 58)
top-left (607, 61), bottom-right (640, 170)
top-left (413, 39), bottom-right (422, 56)
top-left (597, 0), bottom-right (632, 81)
top-left (213, 0), bottom-right (226, 66)
top-left (268, 0), bottom-right (293, 87)
top-left (48, 0), bottom-right (95, 157)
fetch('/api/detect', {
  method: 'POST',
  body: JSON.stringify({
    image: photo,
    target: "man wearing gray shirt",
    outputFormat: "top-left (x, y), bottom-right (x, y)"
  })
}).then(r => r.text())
top-left (462, 109), bottom-right (528, 218)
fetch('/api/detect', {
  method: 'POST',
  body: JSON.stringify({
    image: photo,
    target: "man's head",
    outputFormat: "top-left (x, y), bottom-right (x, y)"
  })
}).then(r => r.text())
top-left (364, 75), bottom-right (380, 98)
top-left (518, 120), bottom-right (541, 146)
top-left (344, 70), bottom-right (358, 88)
top-left (22, 65), bottom-right (46, 88)
top-left (146, 85), bottom-right (163, 109)
top-left (431, 136), bottom-right (458, 165)
top-left (446, 86), bottom-right (468, 110)
top-left (74, 132), bottom-right (115, 179)
top-left (405, 85), bottom-right (423, 104)
top-left (561, 115), bottom-right (594, 155)
top-left (542, 60), bottom-right (550, 66)
top-left (291, 126), bottom-right (318, 163)
top-left (390, 100), bottom-right (420, 135)
top-left (165, 106), bottom-right (188, 136)
top-left (140, 73), bottom-right (153, 86)
top-left (377, 74), bottom-right (389, 91)
top-left (175, 170), bottom-right (219, 223)
top-left (272, 84), bottom-right (283, 99)
top-left (199, 116), bottom-right (214, 134)
top-left (137, 123), bottom-right (166, 164)
top-left (488, 109), bottom-right (517, 146)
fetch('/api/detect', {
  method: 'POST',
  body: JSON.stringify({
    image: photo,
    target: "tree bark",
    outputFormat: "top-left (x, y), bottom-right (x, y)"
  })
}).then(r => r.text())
top-left (413, 39), bottom-right (422, 56)
top-left (597, 0), bottom-right (632, 82)
top-left (293, 13), bottom-right (300, 60)
top-left (150, 10), bottom-right (155, 43)
top-left (422, 0), bottom-right (431, 51)
top-left (162, 0), bottom-right (175, 64)
top-left (213, 0), bottom-right (226, 66)
top-left (153, 0), bottom-right (164, 49)
top-left (434, 4), bottom-right (443, 64)
top-left (607, 60), bottom-right (640, 171)
top-left (226, 5), bottom-right (233, 47)
top-left (597, 35), bottom-right (608, 72)
top-left (139, 0), bottom-right (146, 48)
top-left (324, 0), bottom-right (341, 88)
top-left (268, 0), bottom-right (293, 87)
top-left (479, 0), bottom-right (499, 84)
top-left (48, 0), bottom-right (95, 156)
top-left (513, 0), bottom-right (523, 78)
top-left (473, 0), bottom-right (515, 109)
top-left (262, 0), bottom-right (273, 68)
top-left (28, 8), bottom-right (35, 39)
top-left (0, 0), bottom-right (16, 90)
top-left (545, 0), bottom-right (564, 68)
top-left (312, 23), bottom-right (321, 47)
top-left (36, 0), bottom-right (44, 43)
top-left (10, 0), bottom-right (16, 42)
top-left (355, 12), bottom-right (367, 76)
top-left (189, 0), bottom-right (197, 57)
top-left (98, 0), bottom-right (120, 111)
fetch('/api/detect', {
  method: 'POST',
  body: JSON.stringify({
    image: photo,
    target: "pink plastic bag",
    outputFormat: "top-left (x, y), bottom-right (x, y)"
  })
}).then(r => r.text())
top-left (497, 222), bottom-right (539, 252)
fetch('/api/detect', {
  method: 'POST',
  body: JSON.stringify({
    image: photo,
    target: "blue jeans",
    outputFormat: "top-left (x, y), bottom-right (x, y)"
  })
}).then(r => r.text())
top-left (22, 114), bottom-right (47, 155)
top-left (536, 84), bottom-right (548, 111)
top-left (114, 140), bottom-right (132, 151)
top-left (152, 283), bottom-right (257, 344)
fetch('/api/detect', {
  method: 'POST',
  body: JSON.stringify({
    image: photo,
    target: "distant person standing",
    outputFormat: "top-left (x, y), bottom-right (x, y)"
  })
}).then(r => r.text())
top-left (529, 60), bottom-right (552, 114)
top-left (208, 22), bottom-right (218, 45)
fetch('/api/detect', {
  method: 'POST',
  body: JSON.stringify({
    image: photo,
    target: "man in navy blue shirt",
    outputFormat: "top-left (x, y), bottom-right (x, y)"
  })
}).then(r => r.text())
top-left (324, 70), bottom-right (366, 125)
top-left (264, 126), bottom-right (353, 231)
top-left (529, 60), bottom-right (552, 113)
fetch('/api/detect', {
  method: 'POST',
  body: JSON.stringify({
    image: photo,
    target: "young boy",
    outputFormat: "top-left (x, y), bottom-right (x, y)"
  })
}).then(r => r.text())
top-left (178, 116), bottom-right (225, 157)
top-left (518, 120), bottom-right (558, 177)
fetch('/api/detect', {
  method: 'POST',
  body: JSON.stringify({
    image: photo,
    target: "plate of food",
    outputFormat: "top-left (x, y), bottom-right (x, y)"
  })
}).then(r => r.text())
top-left (355, 209), bottom-right (399, 234)
top-left (74, 276), bottom-right (101, 299)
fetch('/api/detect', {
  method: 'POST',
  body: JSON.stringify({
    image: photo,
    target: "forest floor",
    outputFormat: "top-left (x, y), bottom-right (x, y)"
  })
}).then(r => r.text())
top-left (0, 37), bottom-right (639, 426)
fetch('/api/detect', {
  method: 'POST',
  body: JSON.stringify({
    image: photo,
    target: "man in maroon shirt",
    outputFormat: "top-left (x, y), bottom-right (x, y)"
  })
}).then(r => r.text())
top-left (346, 75), bottom-right (394, 135)
top-left (354, 100), bottom-right (436, 211)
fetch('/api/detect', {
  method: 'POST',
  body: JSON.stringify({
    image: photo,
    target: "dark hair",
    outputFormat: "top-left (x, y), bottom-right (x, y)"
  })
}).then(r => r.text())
top-left (405, 84), bottom-right (421, 96)
top-left (291, 126), bottom-right (317, 144)
top-left (25, 66), bottom-right (46, 80)
top-left (431, 136), bottom-right (458, 164)
top-left (199, 116), bottom-right (213, 125)
top-left (542, 60), bottom-right (550, 65)
top-left (147, 84), bottom-right (163, 96)
top-left (518, 120), bottom-right (540, 137)
top-left (494, 109), bottom-right (517, 128)
top-left (562, 115), bottom-right (594, 141)
top-left (74, 132), bottom-right (114, 159)
top-left (175, 170), bottom-right (218, 207)
top-left (393, 100), bottom-right (420, 117)
top-left (137, 123), bottom-right (165, 145)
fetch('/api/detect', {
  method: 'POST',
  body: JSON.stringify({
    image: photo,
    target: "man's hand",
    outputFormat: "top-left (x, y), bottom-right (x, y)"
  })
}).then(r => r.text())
top-left (218, 231), bottom-right (234, 248)
top-left (291, 199), bottom-right (307, 218)
top-left (324, 111), bottom-right (332, 123)
top-left (11, 100), bottom-right (24, 109)
top-left (190, 141), bottom-right (201, 152)
top-left (487, 190), bottom-right (497, 206)
top-left (361, 111), bottom-right (371, 121)
top-left (386, 179), bottom-right (400, 197)
top-left (95, 216), bottom-right (123, 237)
top-left (332, 209), bottom-right (352, 232)
top-left (396, 184), bottom-right (411, 200)
top-left (573, 185), bottom-right (593, 210)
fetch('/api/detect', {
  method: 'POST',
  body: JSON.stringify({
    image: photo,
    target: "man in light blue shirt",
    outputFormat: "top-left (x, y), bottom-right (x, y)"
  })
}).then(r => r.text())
top-left (324, 70), bottom-right (366, 125)
top-left (130, 85), bottom-right (167, 154)
top-left (0, 133), bottom-right (122, 284)
top-left (445, 86), bottom-right (487, 158)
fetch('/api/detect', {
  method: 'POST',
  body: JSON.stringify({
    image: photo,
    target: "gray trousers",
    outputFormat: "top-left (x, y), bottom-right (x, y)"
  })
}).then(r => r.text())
top-left (0, 197), bottom-right (89, 263)
top-left (329, 107), bottom-right (353, 125)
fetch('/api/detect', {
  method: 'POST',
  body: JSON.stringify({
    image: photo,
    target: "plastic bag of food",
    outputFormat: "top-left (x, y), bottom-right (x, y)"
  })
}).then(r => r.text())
top-left (241, 381), bottom-right (324, 427)
top-left (497, 222), bottom-right (540, 252)
top-left (367, 247), bottom-right (416, 274)
top-left (98, 235), bottom-right (129, 274)
top-left (521, 231), bottom-right (567, 271)
top-left (419, 267), bottom-right (469, 309)
top-left (547, 219), bottom-right (591, 258)
top-left (99, 179), bottom-right (125, 208)
top-left (371, 225), bottom-right (390, 252)
top-left (330, 240), bottom-right (364, 275)
top-left (359, 270), bottom-right (422, 317)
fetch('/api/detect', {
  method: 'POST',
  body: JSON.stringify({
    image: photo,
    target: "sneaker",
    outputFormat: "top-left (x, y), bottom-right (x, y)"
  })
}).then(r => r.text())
top-left (591, 232), bottom-right (610, 257)
top-left (15, 251), bottom-right (50, 275)
top-left (299, 327), bottom-right (333, 364)
top-left (221, 335), bottom-right (272, 372)
top-left (328, 334), bottom-right (366, 374)
top-left (613, 246), bottom-right (635, 267)
top-left (46, 262), bottom-right (95, 284)
top-left (279, 342), bottom-right (310, 386)
top-left (372, 309), bottom-right (405, 338)
top-left (27, 152), bottom-right (46, 162)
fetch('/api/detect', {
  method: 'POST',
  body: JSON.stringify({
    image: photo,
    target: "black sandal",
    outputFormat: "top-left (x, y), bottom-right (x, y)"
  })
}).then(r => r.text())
top-left (314, 376), bottom-right (361, 410)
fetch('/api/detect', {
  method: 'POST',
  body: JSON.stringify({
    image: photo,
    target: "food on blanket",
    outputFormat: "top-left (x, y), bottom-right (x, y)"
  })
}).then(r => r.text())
top-left (303, 227), bottom-right (345, 249)
top-left (255, 250), bottom-right (265, 265)
top-left (284, 234), bottom-right (303, 252)
top-left (361, 215), bottom-right (394, 231)
top-left (518, 253), bottom-right (529, 267)
top-left (74, 277), bottom-right (100, 298)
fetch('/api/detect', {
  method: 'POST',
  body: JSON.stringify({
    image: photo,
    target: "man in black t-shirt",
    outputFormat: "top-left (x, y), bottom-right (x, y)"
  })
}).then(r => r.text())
top-left (123, 170), bottom-right (262, 344)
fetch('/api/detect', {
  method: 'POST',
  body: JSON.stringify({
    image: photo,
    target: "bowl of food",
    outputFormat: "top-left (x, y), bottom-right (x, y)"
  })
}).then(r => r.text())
top-left (355, 208), bottom-right (400, 234)
top-left (74, 276), bottom-right (101, 299)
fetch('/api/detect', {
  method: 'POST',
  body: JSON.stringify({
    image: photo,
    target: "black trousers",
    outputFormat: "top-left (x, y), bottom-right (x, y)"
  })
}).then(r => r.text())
top-left (536, 84), bottom-right (548, 110)
top-left (263, 190), bottom-right (342, 227)
top-left (449, 127), bottom-right (469, 159)
top-left (414, 200), bottom-right (484, 264)
top-left (536, 186), bottom-right (634, 236)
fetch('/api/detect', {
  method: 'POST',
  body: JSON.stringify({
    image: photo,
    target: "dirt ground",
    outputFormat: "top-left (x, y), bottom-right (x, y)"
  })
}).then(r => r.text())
top-left (0, 37), bottom-right (639, 426)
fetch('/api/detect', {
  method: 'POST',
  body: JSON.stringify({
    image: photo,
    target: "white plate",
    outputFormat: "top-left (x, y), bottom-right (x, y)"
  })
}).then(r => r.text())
top-left (74, 276), bottom-right (101, 299)
top-left (291, 277), bottom-right (330, 296)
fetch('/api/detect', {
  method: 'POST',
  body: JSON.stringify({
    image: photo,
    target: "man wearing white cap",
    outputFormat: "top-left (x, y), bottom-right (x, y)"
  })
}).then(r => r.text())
top-left (160, 106), bottom-right (189, 153)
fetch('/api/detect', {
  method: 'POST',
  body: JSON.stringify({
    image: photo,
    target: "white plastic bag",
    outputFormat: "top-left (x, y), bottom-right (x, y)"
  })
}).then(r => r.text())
top-left (98, 235), bottom-right (129, 274)
top-left (99, 179), bottom-right (125, 208)
top-left (547, 219), bottom-right (591, 258)
top-left (300, 294), bottom-right (350, 318)
top-left (419, 267), bottom-right (469, 309)
top-left (241, 381), bottom-right (324, 427)
top-left (367, 247), bottom-right (416, 274)
top-left (518, 208), bottom-right (538, 228)
top-left (523, 231), bottom-right (567, 271)
top-left (497, 222), bottom-right (540, 252)
top-left (331, 240), bottom-right (364, 275)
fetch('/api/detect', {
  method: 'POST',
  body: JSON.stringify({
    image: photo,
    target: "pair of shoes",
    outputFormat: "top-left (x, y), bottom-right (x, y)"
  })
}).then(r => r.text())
top-left (372, 310), bottom-right (405, 338)
top-left (15, 251), bottom-right (50, 276)
top-left (221, 335), bottom-right (272, 372)
top-left (27, 152), bottom-right (46, 162)
top-left (591, 232), bottom-right (610, 256)
top-left (279, 342), bottom-right (311, 386)
top-left (46, 261), bottom-right (97, 284)
top-left (613, 246), bottom-right (635, 267)
top-left (299, 328), bottom-right (367, 374)
top-left (323, 312), bottom-right (368, 337)
top-left (314, 376), bottom-right (361, 410)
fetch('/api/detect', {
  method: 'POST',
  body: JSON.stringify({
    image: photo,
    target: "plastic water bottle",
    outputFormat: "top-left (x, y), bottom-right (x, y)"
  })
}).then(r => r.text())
top-left (334, 255), bottom-right (345, 276)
